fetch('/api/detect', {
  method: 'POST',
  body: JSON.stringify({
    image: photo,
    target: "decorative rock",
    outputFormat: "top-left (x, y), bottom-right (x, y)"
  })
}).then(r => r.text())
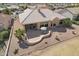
top-left (72, 31), bottom-right (77, 35)
top-left (55, 36), bottom-right (60, 41)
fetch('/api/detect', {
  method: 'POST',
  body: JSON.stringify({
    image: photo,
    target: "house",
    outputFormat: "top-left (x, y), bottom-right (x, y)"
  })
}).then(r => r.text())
top-left (19, 6), bottom-right (66, 30)
top-left (55, 9), bottom-right (74, 20)
top-left (55, 7), bottom-right (79, 20)
top-left (0, 13), bottom-right (12, 31)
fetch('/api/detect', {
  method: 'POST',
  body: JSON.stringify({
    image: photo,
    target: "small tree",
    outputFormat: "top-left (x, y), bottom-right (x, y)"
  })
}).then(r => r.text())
top-left (62, 18), bottom-right (72, 27)
top-left (13, 48), bottom-right (19, 55)
top-left (0, 30), bottom-right (9, 48)
top-left (19, 5), bottom-right (27, 11)
top-left (15, 29), bottom-right (25, 41)
top-left (2, 8), bottom-right (12, 15)
top-left (74, 14), bottom-right (79, 21)
top-left (0, 30), bottom-right (9, 41)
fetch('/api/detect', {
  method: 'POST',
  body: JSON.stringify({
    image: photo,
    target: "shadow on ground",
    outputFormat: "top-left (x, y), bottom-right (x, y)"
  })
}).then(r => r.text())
top-left (52, 25), bottom-right (75, 32)
top-left (18, 41), bottom-right (29, 49)
top-left (52, 26), bottom-right (67, 32)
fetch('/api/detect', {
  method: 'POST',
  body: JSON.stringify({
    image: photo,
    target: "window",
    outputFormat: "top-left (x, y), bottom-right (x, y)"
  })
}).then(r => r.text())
top-left (51, 24), bottom-right (52, 26)
top-left (40, 25), bottom-right (44, 28)
top-left (59, 21), bottom-right (63, 24)
top-left (45, 24), bottom-right (48, 27)
top-left (53, 24), bottom-right (56, 26)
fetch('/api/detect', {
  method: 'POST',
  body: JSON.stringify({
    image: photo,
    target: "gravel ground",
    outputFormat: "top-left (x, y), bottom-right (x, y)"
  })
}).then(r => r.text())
top-left (30, 36), bottom-right (79, 56)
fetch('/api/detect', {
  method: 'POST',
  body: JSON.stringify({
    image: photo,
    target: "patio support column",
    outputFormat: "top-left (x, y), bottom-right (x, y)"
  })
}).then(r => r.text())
top-left (37, 23), bottom-right (40, 29)
top-left (48, 21), bottom-right (51, 28)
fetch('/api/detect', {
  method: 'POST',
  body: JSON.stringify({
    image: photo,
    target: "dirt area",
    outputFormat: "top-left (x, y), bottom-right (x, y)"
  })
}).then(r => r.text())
top-left (30, 36), bottom-right (79, 56)
top-left (7, 19), bottom-right (79, 56)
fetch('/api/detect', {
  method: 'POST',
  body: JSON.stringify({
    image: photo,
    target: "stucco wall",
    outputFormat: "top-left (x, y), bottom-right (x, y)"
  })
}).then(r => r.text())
top-left (51, 18), bottom-right (60, 26)
top-left (25, 18), bottom-right (61, 30)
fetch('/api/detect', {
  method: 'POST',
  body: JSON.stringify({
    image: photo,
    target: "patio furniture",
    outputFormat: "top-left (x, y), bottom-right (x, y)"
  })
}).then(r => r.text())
top-left (40, 27), bottom-right (47, 34)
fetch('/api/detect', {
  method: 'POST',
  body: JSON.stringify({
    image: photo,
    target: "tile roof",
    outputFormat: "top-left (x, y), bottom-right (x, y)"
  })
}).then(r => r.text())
top-left (19, 8), bottom-right (66, 25)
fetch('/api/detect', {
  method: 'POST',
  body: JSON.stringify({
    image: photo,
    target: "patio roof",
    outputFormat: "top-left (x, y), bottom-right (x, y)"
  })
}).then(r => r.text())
top-left (19, 8), bottom-right (66, 25)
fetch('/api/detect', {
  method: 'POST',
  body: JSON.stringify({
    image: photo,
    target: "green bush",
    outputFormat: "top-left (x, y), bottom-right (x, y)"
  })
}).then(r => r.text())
top-left (2, 8), bottom-right (12, 15)
top-left (0, 29), bottom-right (10, 48)
top-left (72, 20), bottom-right (79, 25)
top-left (13, 48), bottom-right (19, 55)
top-left (74, 14), bottom-right (79, 21)
top-left (62, 18), bottom-right (72, 27)
top-left (15, 29), bottom-right (25, 40)
top-left (0, 30), bottom-right (9, 41)
top-left (19, 5), bottom-right (27, 10)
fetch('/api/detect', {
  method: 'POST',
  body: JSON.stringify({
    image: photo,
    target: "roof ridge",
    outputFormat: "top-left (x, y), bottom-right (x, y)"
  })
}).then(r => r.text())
top-left (64, 8), bottom-right (75, 15)
top-left (21, 6), bottom-right (37, 24)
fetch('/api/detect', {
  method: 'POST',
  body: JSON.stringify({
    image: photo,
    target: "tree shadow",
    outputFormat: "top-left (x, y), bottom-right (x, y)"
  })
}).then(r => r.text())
top-left (18, 40), bottom-right (29, 49)
top-left (66, 26), bottom-right (75, 30)
top-left (26, 29), bottom-right (43, 39)
top-left (0, 41), bottom-right (6, 51)
top-left (52, 26), bottom-right (67, 32)
top-left (51, 25), bottom-right (75, 33)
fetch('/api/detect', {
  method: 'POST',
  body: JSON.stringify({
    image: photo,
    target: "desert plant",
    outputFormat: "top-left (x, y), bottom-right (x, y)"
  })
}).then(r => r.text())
top-left (15, 29), bottom-right (25, 40)
top-left (13, 48), bottom-right (19, 55)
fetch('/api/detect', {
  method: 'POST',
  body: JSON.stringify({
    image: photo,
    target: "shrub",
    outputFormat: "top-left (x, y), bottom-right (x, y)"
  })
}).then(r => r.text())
top-left (72, 20), bottom-right (79, 25)
top-left (15, 29), bottom-right (25, 40)
top-left (74, 14), bottom-right (79, 21)
top-left (0, 30), bottom-right (9, 41)
top-left (62, 18), bottom-right (72, 27)
top-left (0, 29), bottom-right (9, 48)
top-left (19, 5), bottom-right (27, 10)
top-left (13, 48), bottom-right (19, 55)
top-left (2, 8), bottom-right (12, 15)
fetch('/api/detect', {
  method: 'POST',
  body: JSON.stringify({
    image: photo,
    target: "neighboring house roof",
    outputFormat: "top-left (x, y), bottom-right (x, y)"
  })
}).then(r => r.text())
top-left (19, 8), bottom-right (66, 25)
top-left (55, 9), bottom-right (74, 20)
top-left (67, 7), bottom-right (79, 14)
top-left (0, 13), bottom-right (11, 29)
top-left (7, 5), bottom-right (19, 9)
top-left (0, 5), bottom-right (19, 11)
top-left (55, 7), bottom-right (79, 20)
